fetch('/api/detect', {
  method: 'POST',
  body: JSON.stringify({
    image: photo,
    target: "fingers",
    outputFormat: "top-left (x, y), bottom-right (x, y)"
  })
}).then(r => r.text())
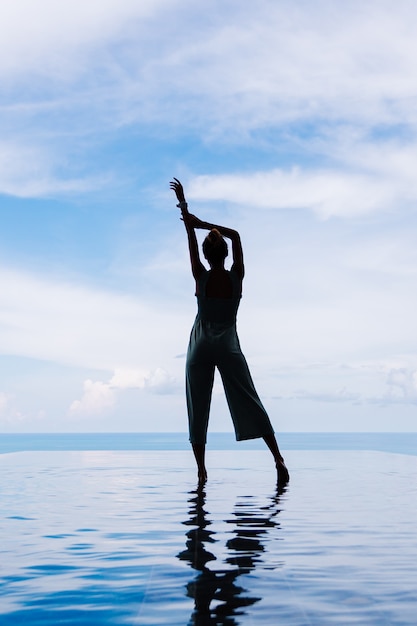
top-left (170, 180), bottom-right (183, 194)
top-left (170, 178), bottom-right (186, 203)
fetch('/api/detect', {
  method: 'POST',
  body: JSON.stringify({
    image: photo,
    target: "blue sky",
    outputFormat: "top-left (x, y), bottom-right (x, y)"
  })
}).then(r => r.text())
top-left (1, 0), bottom-right (417, 433)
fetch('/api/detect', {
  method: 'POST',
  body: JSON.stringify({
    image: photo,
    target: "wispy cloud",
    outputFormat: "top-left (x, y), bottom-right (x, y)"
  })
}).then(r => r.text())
top-left (3, 1), bottom-right (417, 200)
top-left (2, 1), bottom-right (417, 431)
top-left (0, 267), bottom-right (188, 371)
top-left (3, 3), bottom-right (417, 130)
top-left (114, 0), bottom-right (417, 133)
top-left (0, 0), bottom-right (173, 80)
top-left (187, 167), bottom-right (395, 219)
top-left (271, 360), bottom-right (417, 408)
top-left (0, 140), bottom-right (108, 197)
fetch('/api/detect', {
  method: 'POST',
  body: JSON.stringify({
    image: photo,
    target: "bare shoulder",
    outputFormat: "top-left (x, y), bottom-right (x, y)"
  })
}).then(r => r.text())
top-left (230, 263), bottom-right (244, 281)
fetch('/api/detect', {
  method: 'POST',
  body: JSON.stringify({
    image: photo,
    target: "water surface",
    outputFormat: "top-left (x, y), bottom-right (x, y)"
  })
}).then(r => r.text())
top-left (0, 449), bottom-right (416, 624)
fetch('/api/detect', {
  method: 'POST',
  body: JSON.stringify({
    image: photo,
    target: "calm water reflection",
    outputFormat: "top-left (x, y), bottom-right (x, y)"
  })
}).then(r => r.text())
top-left (2, 450), bottom-right (416, 624)
top-left (178, 485), bottom-right (285, 624)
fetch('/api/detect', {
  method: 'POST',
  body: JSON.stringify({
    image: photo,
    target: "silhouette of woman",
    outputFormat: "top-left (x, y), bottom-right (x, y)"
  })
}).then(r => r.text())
top-left (170, 178), bottom-right (289, 486)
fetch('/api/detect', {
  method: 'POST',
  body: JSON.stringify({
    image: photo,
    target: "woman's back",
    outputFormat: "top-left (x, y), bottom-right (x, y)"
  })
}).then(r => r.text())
top-left (196, 268), bottom-right (241, 324)
top-left (205, 268), bottom-right (234, 298)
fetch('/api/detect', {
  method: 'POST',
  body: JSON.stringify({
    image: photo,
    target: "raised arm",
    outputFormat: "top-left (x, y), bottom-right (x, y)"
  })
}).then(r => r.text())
top-left (170, 178), bottom-right (205, 280)
top-left (170, 178), bottom-right (245, 279)
top-left (200, 220), bottom-right (244, 279)
top-left (184, 215), bottom-right (244, 279)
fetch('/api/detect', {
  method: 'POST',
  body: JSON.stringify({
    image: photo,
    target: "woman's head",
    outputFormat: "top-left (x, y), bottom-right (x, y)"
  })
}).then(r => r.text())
top-left (202, 229), bottom-right (228, 266)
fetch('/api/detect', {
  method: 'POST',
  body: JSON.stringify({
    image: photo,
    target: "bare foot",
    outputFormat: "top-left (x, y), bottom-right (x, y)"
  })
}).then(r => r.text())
top-left (276, 459), bottom-right (289, 484)
top-left (198, 469), bottom-right (207, 485)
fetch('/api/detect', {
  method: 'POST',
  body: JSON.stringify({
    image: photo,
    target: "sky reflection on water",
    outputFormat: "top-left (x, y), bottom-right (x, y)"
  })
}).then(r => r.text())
top-left (0, 449), bottom-right (416, 624)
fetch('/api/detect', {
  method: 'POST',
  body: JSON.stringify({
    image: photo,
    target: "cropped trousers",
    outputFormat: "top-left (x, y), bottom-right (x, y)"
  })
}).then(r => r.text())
top-left (186, 318), bottom-right (274, 444)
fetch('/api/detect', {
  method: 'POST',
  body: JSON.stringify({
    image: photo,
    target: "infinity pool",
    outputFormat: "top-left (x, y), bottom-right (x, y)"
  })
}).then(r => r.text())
top-left (0, 449), bottom-right (416, 624)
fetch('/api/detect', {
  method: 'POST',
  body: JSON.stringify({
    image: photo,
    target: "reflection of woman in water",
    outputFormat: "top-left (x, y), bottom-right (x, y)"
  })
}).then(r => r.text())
top-left (170, 178), bottom-right (289, 486)
top-left (178, 484), bottom-right (286, 623)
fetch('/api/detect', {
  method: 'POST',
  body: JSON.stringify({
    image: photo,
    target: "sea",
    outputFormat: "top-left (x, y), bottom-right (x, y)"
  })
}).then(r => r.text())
top-left (1, 432), bottom-right (416, 625)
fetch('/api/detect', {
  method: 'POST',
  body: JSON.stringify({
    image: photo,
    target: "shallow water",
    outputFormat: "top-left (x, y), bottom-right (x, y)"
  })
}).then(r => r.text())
top-left (0, 449), bottom-right (416, 624)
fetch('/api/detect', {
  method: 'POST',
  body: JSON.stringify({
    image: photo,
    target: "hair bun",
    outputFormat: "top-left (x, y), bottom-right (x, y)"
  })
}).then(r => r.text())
top-left (207, 229), bottom-right (222, 247)
top-left (202, 228), bottom-right (228, 263)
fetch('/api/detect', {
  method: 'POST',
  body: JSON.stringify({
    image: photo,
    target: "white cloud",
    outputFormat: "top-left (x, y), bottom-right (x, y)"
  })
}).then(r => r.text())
top-left (269, 360), bottom-right (417, 409)
top-left (69, 379), bottom-right (115, 415)
top-left (0, 140), bottom-right (107, 198)
top-left (2, 1), bottom-right (417, 432)
top-left (109, 367), bottom-right (176, 393)
top-left (3, 1), bottom-right (417, 203)
top-left (0, 391), bottom-right (27, 426)
top-left (0, 0), bottom-right (174, 79)
top-left (69, 367), bottom-right (177, 417)
top-left (112, 0), bottom-right (417, 132)
top-left (187, 127), bottom-right (417, 219)
top-left (188, 167), bottom-right (398, 219)
top-left (0, 267), bottom-right (189, 372)
top-left (144, 367), bottom-right (176, 393)
top-left (385, 368), bottom-right (417, 402)
top-left (4, 2), bottom-right (417, 134)
top-left (109, 368), bottom-right (150, 390)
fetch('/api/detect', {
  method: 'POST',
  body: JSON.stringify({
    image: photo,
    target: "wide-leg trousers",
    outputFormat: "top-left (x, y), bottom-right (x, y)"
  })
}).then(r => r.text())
top-left (186, 319), bottom-right (275, 444)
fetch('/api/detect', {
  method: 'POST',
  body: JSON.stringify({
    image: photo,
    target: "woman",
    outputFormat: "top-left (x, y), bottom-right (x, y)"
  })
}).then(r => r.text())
top-left (170, 178), bottom-right (289, 485)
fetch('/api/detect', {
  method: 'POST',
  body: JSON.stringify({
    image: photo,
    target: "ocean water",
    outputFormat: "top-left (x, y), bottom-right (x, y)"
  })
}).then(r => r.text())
top-left (1, 431), bottom-right (417, 455)
top-left (1, 437), bottom-right (416, 624)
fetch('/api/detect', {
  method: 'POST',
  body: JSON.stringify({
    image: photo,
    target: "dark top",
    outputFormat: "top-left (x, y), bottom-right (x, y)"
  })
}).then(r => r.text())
top-left (195, 268), bottom-right (242, 325)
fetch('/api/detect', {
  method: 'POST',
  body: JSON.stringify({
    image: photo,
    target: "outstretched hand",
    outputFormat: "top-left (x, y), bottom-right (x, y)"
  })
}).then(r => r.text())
top-left (170, 178), bottom-right (186, 203)
top-left (171, 178), bottom-right (205, 230)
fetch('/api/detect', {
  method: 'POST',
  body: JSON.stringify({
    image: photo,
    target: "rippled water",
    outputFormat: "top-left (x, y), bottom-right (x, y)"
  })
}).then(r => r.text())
top-left (0, 449), bottom-right (416, 624)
